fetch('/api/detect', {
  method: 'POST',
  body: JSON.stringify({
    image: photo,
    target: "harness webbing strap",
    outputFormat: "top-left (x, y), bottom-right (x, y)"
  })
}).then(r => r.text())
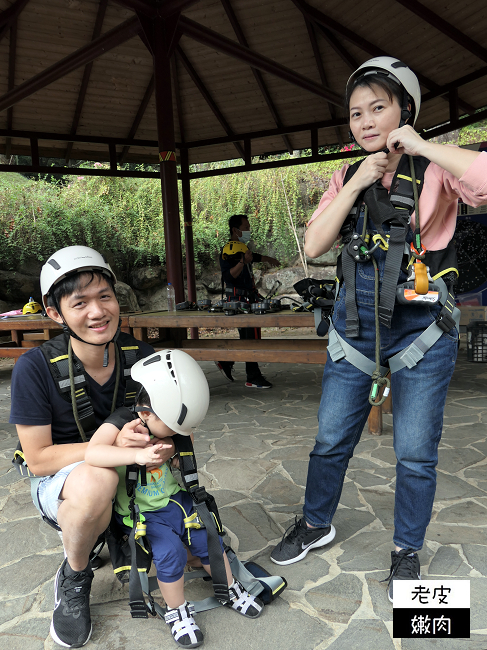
top-left (328, 325), bottom-right (389, 377)
top-left (342, 248), bottom-right (360, 338)
top-left (378, 225), bottom-right (408, 328)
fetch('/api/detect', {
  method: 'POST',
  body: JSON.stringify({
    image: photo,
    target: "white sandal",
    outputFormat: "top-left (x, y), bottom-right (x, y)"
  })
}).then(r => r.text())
top-left (164, 601), bottom-right (204, 648)
top-left (226, 580), bottom-right (263, 618)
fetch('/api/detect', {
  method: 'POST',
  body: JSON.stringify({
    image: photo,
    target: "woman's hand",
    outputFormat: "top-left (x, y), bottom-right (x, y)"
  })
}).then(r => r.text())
top-left (386, 125), bottom-right (426, 157)
top-left (350, 152), bottom-right (389, 192)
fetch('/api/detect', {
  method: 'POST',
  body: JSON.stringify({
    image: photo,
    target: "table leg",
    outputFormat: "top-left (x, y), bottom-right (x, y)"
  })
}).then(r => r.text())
top-left (368, 404), bottom-right (383, 436)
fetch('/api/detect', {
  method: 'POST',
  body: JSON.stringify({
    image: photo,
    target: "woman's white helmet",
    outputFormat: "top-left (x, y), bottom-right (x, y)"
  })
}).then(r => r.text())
top-left (347, 56), bottom-right (421, 125)
top-left (131, 350), bottom-right (210, 436)
top-left (40, 245), bottom-right (116, 309)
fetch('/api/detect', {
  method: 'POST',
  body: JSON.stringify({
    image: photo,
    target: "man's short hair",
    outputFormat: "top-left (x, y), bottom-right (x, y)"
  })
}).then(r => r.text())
top-left (228, 214), bottom-right (247, 236)
top-left (46, 271), bottom-right (115, 312)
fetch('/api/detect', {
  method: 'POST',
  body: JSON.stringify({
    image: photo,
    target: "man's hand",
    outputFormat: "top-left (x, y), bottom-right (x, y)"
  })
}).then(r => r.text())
top-left (243, 250), bottom-right (253, 264)
top-left (114, 418), bottom-right (150, 448)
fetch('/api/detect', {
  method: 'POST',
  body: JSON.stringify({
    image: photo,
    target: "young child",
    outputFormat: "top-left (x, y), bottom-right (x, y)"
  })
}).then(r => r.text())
top-left (86, 350), bottom-right (262, 648)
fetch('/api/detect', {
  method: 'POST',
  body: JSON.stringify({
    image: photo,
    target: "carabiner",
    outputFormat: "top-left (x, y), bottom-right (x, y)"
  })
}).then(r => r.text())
top-left (371, 233), bottom-right (390, 251)
top-left (410, 242), bottom-right (426, 260)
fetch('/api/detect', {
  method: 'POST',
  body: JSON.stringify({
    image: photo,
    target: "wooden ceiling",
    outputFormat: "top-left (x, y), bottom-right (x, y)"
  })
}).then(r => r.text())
top-left (0, 0), bottom-right (486, 172)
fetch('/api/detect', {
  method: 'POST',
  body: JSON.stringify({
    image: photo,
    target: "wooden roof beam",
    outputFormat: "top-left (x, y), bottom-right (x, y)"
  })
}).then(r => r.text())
top-left (112, 0), bottom-right (200, 18)
top-left (178, 16), bottom-right (343, 106)
top-left (172, 56), bottom-right (185, 144)
top-left (0, 0), bottom-right (30, 43)
top-left (422, 65), bottom-right (487, 102)
top-left (394, 0), bottom-right (487, 64)
top-left (0, 16), bottom-right (141, 114)
top-left (220, 0), bottom-right (293, 154)
top-left (316, 24), bottom-right (358, 71)
top-left (65, 0), bottom-right (108, 164)
top-left (305, 18), bottom-right (343, 147)
top-left (119, 74), bottom-right (154, 162)
top-left (176, 45), bottom-right (244, 159)
top-left (291, 0), bottom-right (476, 115)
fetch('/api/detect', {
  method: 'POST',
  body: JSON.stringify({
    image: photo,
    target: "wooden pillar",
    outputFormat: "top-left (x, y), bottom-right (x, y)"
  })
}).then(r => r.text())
top-left (152, 16), bottom-right (185, 303)
top-left (180, 146), bottom-right (199, 339)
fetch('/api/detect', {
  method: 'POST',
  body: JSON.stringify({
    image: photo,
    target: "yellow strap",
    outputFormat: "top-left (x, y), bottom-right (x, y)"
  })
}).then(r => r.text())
top-left (121, 346), bottom-right (139, 350)
top-left (179, 452), bottom-right (193, 457)
top-left (50, 355), bottom-right (69, 363)
top-left (432, 267), bottom-right (459, 280)
top-left (397, 174), bottom-right (421, 184)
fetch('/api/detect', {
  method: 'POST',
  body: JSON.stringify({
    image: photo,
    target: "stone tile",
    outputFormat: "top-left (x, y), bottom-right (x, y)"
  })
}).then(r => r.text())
top-left (349, 470), bottom-right (392, 488)
top-left (0, 553), bottom-right (63, 597)
top-left (0, 593), bottom-right (36, 625)
top-left (204, 459), bottom-right (270, 491)
top-left (1, 491), bottom-right (39, 520)
top-left (365, 571), bottom-right (393, 621)
top-left (0, 518), bottom-right (61, 561)
top-left (281, 460), bottom-right (309, 487)
top-left (435, 500), bottom-right (487, 524)
top-left (435, 473), bottom-right (486, 500)
top-left (264, 444), bottom-right (313, 461)
top-left (470, 577), bottom-right (487, 631)
top-left (437, 448), bottom-right (484, 473)
top-left (462, 544), bottom-right (487, 576)
top-left (427, 546), bottom-right (471, 577)
top-left (219, 502), bottom-right (282, 553)
top-left (403, 636), bottom-right (487, 650)
top-left (337, 531), bottom-right (395, 572)
top-left (252, 473), bottom-right (305, 506)
top-left (359, 489), bottom-right (395, 529)
top-left (326, 619), bottom-right (395, 650)
top-left (210, 489), bottom-right (249, 507)
top-left (427, 523), bottom-right (487, 545)
top-left (0, 456), bottom-right (13, 473)
top-left (339, 481), bottom-right (363, 508)
top-left (0, 469), bottom-right (25, 488)
top-left (332, 508), bottom-right (376, 545)
top-left (0, 617), bottom-right (50, 650)
top-left (250, 547), bottom-right (330, 591)
top-left (306, 573), bottom-right (362, 624)
top-left (347, 457), bottom-right (384, 470)
top-left (463, 466), bottom-right (487, 480)
top-left (369, 447), bottom-right (397, 466)
top-left (470, 439), bottom-right (487, 455)
top-left (212, 434), bottom-right (270, 459)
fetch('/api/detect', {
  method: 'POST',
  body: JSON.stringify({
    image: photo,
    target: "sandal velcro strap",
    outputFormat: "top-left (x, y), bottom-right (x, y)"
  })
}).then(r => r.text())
top-left (226, 580), bottom-right (263, 619)
top-left (164, 602), bottom-right (203, 648)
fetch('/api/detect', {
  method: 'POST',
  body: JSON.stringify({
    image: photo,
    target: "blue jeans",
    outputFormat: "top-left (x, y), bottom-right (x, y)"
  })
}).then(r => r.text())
top-left (303, 236), bottom-right (458, 550)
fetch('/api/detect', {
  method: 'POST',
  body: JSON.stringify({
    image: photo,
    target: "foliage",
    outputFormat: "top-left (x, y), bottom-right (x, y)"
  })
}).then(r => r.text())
top-left (0, 122), bottom-right (485, 276)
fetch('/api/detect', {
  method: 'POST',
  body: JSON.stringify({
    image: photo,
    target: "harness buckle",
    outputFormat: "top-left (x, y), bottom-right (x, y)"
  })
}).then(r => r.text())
top-left (191, 486), bottom-right (209, 505)
top-left (378, 306), bottom-right (394, 327)
top-left (347, 233), bottom-right (371, 262)
top-left (436, 311), bottom-right (456, 333)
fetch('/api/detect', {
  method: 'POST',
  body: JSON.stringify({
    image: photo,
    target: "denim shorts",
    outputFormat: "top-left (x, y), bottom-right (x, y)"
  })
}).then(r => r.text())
top-left (33, 461), bottom-right (84, 525)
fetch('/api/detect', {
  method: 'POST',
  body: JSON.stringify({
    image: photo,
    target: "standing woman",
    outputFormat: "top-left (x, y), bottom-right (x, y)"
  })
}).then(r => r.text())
top-left (270, 57), bottom-right (487, 600)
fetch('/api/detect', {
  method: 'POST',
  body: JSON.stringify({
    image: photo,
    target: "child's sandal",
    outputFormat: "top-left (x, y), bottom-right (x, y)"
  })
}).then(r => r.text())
top-left (226, 579), bottom-right (264, 618)
top-left (164, 601), bottom-right (204, 648)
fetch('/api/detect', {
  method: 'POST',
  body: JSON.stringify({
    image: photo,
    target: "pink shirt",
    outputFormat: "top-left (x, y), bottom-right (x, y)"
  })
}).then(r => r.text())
top-left (308, 151), bottom-right (487, 251)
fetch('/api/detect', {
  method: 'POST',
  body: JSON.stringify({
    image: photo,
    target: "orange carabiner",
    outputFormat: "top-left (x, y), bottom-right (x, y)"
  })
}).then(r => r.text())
top-left (414, 261), bottom-right (429, 295)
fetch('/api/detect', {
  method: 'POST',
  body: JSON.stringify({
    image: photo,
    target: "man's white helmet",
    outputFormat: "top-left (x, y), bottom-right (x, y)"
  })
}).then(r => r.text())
top-left (131, 350), bottom-right (210, 436)
top-left (40, 245), bottom-right (116, 308)
top-left (347, 56), bottom-right (421, 125)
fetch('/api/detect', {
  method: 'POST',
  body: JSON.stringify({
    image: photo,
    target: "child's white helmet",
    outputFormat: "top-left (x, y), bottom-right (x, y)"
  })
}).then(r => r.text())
top-left (131, 350), bottom-right (210, 436)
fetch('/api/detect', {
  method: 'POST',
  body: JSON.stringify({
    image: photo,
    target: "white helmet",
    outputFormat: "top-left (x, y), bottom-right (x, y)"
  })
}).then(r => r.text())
top-left (40, 245), bottom-right (116, 309)
top-left (131, 350), bottom-right (210, 436)
top-left (347, 56), bottom-right (421, 125)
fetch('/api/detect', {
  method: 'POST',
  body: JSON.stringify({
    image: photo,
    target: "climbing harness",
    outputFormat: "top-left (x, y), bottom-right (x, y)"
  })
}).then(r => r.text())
top-left (320, 154), bottom-right (460, 407)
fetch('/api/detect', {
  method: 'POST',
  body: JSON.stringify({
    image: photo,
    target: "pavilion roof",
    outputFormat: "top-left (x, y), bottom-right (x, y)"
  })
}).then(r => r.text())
top-left (1, 0), bottom-right (486, 169)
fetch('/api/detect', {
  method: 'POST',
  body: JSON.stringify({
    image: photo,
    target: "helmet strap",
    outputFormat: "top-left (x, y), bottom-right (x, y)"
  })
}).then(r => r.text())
top-left (60, 316), bottom-right (122, 352)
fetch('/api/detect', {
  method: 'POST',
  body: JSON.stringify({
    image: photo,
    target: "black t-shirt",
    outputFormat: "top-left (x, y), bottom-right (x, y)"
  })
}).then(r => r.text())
top-left (9, 341), bottom-right (154, 445)
top-left (219, 242), bottom-right (262, 293)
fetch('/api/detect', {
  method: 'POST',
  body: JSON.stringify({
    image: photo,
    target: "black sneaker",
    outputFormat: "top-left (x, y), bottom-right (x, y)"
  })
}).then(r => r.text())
top-left (215, 361), bottom-right (234, 382)
top-left (50, 559), bottom-right (93, 648)
top-left (245, 375), bottom-right (272, 389)
top-left (270, 516), bottom-right (336, 565)
top-left (383, 548), bottom-right (421, 603)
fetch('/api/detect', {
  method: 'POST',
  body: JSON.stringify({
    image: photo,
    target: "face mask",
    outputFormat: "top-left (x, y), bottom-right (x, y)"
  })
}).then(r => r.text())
top-left (238, 230), bottom-right (251, 244)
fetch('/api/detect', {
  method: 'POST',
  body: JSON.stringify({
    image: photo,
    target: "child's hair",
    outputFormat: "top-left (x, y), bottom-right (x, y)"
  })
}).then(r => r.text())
top-left (136, 386), bottom-right (152, 409)
top-left (46, 270), bottom-right (115, 311)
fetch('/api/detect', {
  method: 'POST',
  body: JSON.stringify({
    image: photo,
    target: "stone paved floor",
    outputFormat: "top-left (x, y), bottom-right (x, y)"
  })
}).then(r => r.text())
top-left (0, 350), bottom-right (486, 649)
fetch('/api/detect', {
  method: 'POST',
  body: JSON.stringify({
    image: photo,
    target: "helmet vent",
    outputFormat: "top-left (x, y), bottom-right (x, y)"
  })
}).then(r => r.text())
top-left (48, 259), bottom-right (61, 270)
top-left (177, 403), bottom-right (188, 426)
top-left (143, 354), bottom-right (161, 366)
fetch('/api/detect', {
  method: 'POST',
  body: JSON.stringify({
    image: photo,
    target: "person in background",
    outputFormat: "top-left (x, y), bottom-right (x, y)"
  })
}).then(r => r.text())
top-left (216, 214), bottom-right (280, 389)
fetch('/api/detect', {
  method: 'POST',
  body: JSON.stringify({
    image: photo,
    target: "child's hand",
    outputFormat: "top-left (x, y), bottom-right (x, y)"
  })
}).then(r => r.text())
top-left (171, 456), bottom-right (180, 469)
top-left (134, 443), bottom-right (171, 466)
